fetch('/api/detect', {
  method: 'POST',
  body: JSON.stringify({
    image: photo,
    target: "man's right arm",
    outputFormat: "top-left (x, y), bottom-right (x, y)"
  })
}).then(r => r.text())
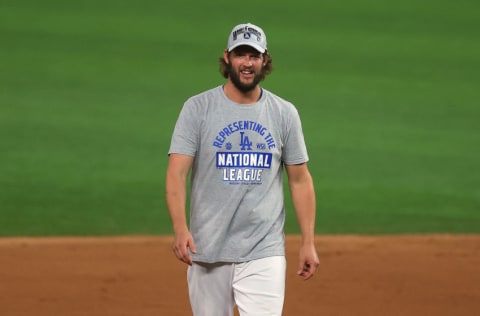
top-left (166, 153), bottom-right (196, 265)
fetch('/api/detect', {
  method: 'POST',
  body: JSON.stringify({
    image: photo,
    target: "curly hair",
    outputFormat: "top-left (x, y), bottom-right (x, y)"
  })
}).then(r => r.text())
top-left (218, 52), bottom-right (273, 81)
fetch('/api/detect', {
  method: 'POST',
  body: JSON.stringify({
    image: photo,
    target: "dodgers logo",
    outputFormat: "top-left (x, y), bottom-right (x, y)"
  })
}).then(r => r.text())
top-left (239, 132), bottom-right (252, 151)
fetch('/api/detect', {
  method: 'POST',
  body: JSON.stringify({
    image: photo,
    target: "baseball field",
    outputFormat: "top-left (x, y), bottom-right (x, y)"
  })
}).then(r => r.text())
top-left (1, 0), bottom-right (479, 315)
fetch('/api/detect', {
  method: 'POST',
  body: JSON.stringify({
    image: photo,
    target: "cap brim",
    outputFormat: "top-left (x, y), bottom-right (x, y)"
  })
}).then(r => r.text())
top-left (228, 42), bottom-right (266, 53)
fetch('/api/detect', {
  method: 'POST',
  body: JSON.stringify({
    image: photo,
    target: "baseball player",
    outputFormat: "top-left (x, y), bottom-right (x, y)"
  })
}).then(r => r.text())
top-left (166, 22), bottom-right (319, 316)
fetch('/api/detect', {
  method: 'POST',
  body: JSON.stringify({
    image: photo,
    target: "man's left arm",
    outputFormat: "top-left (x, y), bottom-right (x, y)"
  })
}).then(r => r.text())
top-left (285, 163), bottom-right (319, 280)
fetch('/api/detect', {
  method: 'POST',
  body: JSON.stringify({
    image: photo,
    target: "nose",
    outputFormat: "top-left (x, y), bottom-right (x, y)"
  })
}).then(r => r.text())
top-left (243, 57), bottom-right (253, 66)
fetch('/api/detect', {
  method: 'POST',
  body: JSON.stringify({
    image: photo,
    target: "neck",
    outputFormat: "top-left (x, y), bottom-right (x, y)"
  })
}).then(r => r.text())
top-left (223, 81), bottom-right (262, 104)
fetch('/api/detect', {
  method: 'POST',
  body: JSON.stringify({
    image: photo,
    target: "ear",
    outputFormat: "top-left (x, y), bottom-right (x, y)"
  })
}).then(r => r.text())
top-left (262, 54), bottom-right (270, 66)
top-left (223, 49), bottom-right (230, 64)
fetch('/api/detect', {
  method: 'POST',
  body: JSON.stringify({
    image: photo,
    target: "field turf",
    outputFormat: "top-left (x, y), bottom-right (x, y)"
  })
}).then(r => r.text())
top-left (1, 0), bottom-right (479, 236)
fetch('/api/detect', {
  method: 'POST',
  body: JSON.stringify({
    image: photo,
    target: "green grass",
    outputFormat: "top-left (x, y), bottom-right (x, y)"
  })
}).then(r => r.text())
top-left (1, 0), bottom-right (479, 236)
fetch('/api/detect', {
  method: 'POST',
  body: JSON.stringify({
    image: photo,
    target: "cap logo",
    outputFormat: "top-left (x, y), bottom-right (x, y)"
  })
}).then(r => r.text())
top-left (232, 26), bottom-right (262, 42)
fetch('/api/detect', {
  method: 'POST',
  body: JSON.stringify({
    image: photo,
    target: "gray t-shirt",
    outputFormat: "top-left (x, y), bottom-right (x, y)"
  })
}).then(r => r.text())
top-left (169, 85), bottom-right (309, 263)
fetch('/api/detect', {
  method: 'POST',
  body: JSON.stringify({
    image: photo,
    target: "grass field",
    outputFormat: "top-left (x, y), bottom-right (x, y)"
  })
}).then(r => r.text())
top-left (1, 0), bottom-right (479, 236)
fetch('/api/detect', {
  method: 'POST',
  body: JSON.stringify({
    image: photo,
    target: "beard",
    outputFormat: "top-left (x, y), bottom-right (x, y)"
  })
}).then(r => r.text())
top-left (228, 67), bottom-right (263, 93)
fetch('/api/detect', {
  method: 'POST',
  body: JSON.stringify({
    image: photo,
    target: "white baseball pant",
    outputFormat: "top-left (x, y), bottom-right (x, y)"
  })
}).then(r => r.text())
top-left (187, 256), bottom-right (286, 316)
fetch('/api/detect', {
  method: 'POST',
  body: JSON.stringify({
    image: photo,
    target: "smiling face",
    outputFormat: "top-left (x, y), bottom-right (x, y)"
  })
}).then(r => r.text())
top-left (224, 45), bottom-right (267, 93)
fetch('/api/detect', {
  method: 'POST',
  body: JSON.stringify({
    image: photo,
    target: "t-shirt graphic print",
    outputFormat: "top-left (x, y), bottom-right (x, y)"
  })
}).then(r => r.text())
top-left (214, 119), bottom-right (275, 185)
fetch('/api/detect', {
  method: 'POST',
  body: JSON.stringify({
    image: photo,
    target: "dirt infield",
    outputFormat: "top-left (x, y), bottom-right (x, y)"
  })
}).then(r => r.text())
top-left (1, 235), bottom-right (479, 316)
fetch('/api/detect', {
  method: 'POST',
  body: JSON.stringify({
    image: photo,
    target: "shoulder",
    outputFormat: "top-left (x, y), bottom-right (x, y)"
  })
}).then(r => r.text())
top-left (179, 86), bottom-right (223, 116)
top-left (185, 85), bottom-right (223, 105)
top-left (262, 89), bottom-right (300, 115)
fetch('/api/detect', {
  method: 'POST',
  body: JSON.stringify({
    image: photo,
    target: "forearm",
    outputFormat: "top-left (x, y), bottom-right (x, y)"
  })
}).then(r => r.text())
top-left (166, 176), bottom-right (188, 233)
top-left (165, 155), bottom-right (192, 234)
top-left (289, 172), bottom-right (316, 244)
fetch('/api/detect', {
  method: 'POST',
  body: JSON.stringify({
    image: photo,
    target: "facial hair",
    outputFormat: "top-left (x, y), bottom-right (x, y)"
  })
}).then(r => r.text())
top-left (228, 66), bottom-right (263, 93)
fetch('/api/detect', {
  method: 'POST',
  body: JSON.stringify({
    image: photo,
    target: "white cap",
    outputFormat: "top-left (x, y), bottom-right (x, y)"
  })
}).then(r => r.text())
top-left (227, 23), bottom-right (267, 53)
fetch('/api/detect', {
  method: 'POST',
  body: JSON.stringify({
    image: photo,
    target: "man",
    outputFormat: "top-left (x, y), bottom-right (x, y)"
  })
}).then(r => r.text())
top-left (166, 22), bottom-right (319, 316)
